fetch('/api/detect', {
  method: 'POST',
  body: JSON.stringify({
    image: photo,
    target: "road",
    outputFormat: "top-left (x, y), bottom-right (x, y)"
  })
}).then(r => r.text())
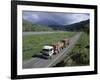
top-left (23, 32), bottom-right (82, 69)
top-left (23, 31), bottom-right (67, 36)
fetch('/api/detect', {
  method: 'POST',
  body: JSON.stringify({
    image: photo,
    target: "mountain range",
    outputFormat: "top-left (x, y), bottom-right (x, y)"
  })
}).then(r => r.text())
top-left (23, 19), bottom-right (89, 32)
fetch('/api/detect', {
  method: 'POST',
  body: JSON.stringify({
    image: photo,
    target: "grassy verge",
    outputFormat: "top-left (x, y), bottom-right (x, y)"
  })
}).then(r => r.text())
top-left (65, 32), bottom-right (89, 66)
top-left (55, 32), bottom-right (89, 67)
top-left (23, 31), bottom-right (75, 61)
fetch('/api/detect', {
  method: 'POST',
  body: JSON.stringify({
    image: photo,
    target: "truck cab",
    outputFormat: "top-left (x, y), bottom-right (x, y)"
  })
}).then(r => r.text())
top-left (41, 46), bottom-right (54, 59)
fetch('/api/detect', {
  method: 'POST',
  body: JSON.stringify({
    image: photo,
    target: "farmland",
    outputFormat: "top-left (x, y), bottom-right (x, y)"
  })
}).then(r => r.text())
top-left (23, 31), bottom-right (76, 61)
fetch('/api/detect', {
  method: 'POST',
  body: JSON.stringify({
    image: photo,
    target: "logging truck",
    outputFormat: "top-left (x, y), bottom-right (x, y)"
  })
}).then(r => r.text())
top-left (41, 38), bottom-right (70, 59)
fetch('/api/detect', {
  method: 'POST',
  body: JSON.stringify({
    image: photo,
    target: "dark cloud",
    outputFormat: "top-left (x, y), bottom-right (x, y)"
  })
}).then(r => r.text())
top-left (22, 11), bottom-right (90, 26)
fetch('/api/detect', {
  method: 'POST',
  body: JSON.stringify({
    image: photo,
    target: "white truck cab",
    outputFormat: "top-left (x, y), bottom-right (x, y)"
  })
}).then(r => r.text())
top-left (41, 45), bottom-right (54, 59)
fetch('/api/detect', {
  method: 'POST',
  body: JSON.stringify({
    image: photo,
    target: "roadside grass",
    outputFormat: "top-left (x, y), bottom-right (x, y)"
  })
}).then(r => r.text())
top-left (65, 32), bottom-right (90, 66)
top-left (54, 32), bottom-right (89, 67)
top-left (23, 31), bottom-right (75, 61)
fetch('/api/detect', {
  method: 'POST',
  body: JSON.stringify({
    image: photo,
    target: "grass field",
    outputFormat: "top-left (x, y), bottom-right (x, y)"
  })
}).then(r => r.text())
top-left (23, 31), bottom-right (75, 61)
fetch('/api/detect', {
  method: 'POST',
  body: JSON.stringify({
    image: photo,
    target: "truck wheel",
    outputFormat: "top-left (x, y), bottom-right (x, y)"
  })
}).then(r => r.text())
top-left (50, 56), bottom-right (52, 59)
top-left (58, 50), bottom-right (60, 53)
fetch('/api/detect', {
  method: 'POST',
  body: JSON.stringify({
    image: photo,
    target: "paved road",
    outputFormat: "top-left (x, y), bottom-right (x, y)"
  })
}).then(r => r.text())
top-left (23, 32), bottom-right (82, 69)
top-left (23, 31), bottom-right (67, 36)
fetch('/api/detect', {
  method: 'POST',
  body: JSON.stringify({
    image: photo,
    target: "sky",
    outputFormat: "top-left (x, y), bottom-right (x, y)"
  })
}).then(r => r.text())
top-left (22, 11), bottom-right (90, 26)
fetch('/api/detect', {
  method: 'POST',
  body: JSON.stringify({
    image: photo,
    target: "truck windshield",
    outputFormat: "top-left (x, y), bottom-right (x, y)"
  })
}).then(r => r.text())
top-left (42, 49), bottom-right (50, 52)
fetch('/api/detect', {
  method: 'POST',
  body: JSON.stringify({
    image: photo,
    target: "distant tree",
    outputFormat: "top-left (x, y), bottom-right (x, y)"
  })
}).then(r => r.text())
top-left (84, 24), bottom-right (89, 35)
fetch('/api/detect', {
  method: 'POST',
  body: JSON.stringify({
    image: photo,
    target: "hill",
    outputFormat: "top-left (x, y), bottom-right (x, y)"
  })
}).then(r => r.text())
top-left (23, 19), bottom-right (89, 32)
top-left (42, 20), bottom-right (90, 31)
top-left (23, 19), bottom-right (53, 31)
top-left (65, 20), bottom-right (89, 32)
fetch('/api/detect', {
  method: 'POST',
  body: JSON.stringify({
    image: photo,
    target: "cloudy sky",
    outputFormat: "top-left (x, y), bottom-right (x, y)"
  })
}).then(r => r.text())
top-left (22, 11), bottom-right (90, 26)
